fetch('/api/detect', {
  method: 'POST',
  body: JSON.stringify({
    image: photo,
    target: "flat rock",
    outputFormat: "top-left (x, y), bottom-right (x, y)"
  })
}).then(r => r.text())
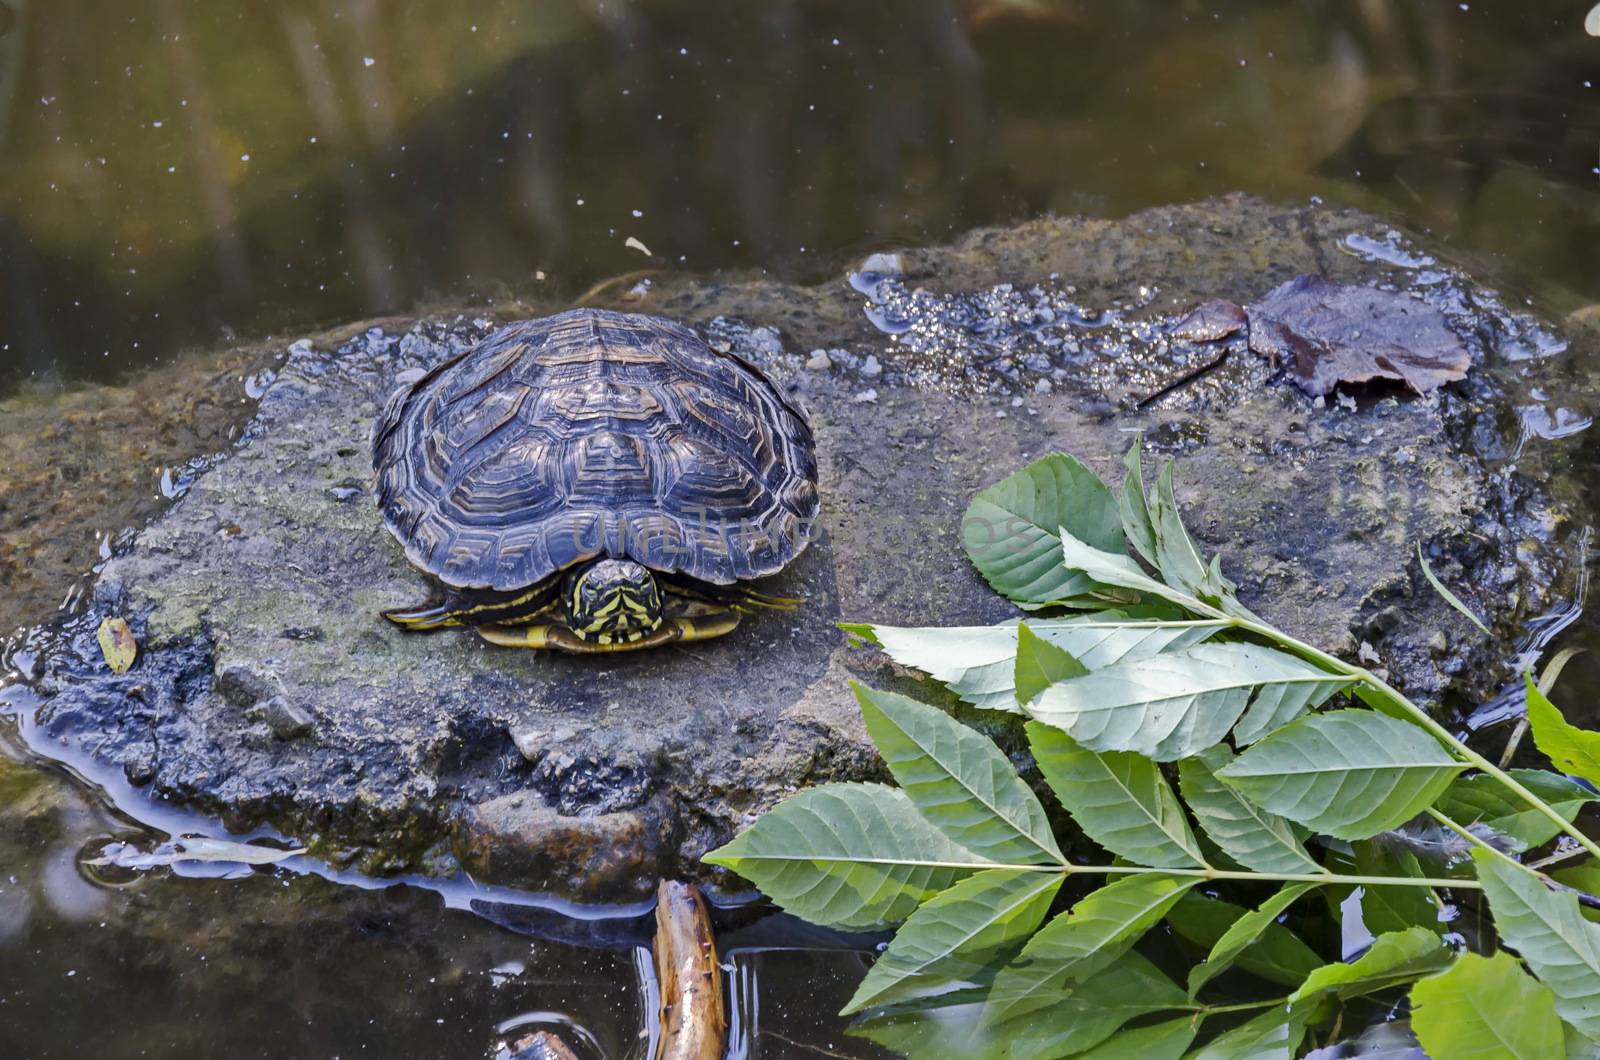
top-left (5, 195), bottom-right (1586, 898)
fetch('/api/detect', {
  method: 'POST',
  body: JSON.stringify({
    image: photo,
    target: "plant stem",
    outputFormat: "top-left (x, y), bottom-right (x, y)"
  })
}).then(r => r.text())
top-left (1188, 996), bottom-right (1288, 1016)
top-left (1089, 862), bottom-right (1478, 890)
top-left (758, 856), bottom-right (1481, 889)
top-left (1230, 615), bottom-right (1600, 867)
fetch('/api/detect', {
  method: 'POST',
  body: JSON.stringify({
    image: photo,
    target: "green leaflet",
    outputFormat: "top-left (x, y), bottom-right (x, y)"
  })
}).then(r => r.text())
top-left (1179, 746), bottom-right (1320, 875)
top-left (1526, 673), bottom-right (1600, 789)
top-left (1416, 543), bottom-right (1492, 635)
top-left (1014, 623), bottom-right (1088, 705)
top-left (1058, 527), bottom-right (1211, 614)
top-left (1323, 838), bottom-right (1443, 937)
top-left (982, 874), bottom-right (1196, 1029)
top-left (1411, 952), bottom-right (1565, 1060)
top-left (962, 453), bottom-right (1126, 606)
top-left (854, 683), bottom-right (1063, 865)
top-left (1149, 460), bottom-right (1237, 607)
top-left (1026, 641), bottom-right (1353, 761)
top-left (1216, 709), bottom-right (1467, 840)
top-left (1029, 722), bottom-right (1206, 868)
top-left (1120, 435), bottom-right (1160, 568)
top-left (1072, 1016), bottom-right (1197, 1060)
top-left (1186, 1007), bottom-right (1306, 1060)
top-left (1167, 892), bottom-right (1326, 989)
top-left (1475, 849), bottom-right (1600, 1043)
top-left (849, 953), bottom-right (1185, 1060)
top-left (842, 868), bottom-right (1062, 1014)
top-left (1554, 862), bottom-right (1600, 925)
top-left (840, 616), bottom-right (1226, 713)
top-left (1289, 927), bottom-right (1451, 1011)
top-left (703, 783), bottom-right (990, 930)
top-left (1436, 768), bottom-right (1597, 854)
top-left (990, 953), bottom-right (1188, 1060)
top-left (1188, 882), bottom-right (1317, 998)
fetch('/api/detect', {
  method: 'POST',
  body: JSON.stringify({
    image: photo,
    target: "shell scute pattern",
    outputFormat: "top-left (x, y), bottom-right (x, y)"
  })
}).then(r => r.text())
top-left (373, 308), bottom-right (818, 592)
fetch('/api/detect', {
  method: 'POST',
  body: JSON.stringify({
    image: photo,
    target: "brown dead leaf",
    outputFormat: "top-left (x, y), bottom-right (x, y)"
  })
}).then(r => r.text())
top-left (1170, 298), bottom-right (1247, 342)
top-left (1245, 274), bottom-right (1469, 397)
top-left (97, 616), bottom-right (138, 673)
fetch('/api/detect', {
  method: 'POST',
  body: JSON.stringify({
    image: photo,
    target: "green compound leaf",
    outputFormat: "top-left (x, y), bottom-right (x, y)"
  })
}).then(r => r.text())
top-left (854, 683), bottom-right (1062, 865)
top-left (1026, 641), bottom-right (1353, 762)
top-left (1216, 709), bottom-right (1467, 840)
top-left (703, 783), bottom-right (990, 930)
top-left (1411, 951), bottom-right (1564, 1060)
top-left (1014, 623), bottom-right (1089, 706)
top-left (1188, 882), bottom-right (1317, 998)
top-left (1029, 722), bottom-right (1205, 868)
top-left (1475, 848), bottom-right (1600, 1043)
top-left (842, 867), bottom-right (1062, 1014)
top-left (1167, 891), bottom-right (1325, 990)
top-left (1526, 673), bottom-right (1600, 789)
top-left (982, 874), bottom-right (1195, 1030)
top-left (962, 453), bottom-right (1126, 606)
top-left (1436, 768), bottom-right (1597, 854)
top-left (840, 616), bottom-right (1226, 713)
top-left (1180, 746), bottom-right (1320, 875)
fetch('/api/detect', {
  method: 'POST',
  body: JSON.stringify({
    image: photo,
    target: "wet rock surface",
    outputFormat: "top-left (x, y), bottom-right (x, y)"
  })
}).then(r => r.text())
top-left (3, 195), bottom-right (1588, 897)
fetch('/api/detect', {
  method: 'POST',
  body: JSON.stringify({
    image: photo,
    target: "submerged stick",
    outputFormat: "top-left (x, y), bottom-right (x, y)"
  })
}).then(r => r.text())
top-left (653, 880), bottom-right (727, 1060)
top-left (507, 1031), bottom-right (580, 1060)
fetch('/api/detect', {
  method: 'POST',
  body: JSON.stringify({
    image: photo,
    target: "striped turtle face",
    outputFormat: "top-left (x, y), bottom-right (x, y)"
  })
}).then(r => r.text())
top-left (561, 559), bottom-right (663, 645)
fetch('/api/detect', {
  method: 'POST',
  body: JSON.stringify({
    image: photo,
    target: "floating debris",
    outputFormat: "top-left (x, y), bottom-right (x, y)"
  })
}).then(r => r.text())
top-left (86, 836), bottom-right (306, 869)
top-left (96, 616), bottom-right (137, 673)
top-left (625, 236), bottom-right (652, 256)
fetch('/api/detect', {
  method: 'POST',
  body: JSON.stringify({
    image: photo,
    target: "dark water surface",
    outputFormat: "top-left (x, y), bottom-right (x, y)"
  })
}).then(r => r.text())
top-left (3, 2), bottom-right (1600, 1057)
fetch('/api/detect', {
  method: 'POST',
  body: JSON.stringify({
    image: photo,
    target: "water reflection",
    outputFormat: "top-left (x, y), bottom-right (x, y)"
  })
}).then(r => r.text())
top-left (0, 727), bottom-right (885, 1058)
top-left (1, 1), bottom-right (1598, 389)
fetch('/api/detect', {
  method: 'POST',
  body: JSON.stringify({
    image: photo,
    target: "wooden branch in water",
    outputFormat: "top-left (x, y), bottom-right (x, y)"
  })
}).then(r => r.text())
top-left (653, 880), bottom-right (727, 1060)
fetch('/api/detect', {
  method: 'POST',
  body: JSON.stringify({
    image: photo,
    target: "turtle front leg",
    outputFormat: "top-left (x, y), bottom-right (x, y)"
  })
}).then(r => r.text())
top-left (476, 609), bottom-right (742, 652)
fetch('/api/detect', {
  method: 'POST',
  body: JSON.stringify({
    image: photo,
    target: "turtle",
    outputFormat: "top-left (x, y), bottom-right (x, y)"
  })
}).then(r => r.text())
top-left (371, 308), bottom-right (819, 653)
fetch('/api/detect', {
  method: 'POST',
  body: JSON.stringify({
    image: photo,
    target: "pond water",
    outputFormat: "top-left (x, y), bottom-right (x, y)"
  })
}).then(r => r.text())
top-left (3, 2), bottom-right (1600, 1057)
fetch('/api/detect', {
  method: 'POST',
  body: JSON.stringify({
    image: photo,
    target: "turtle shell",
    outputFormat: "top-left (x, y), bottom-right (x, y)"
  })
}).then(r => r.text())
top-left (372, 309), bottom-right (819, 592)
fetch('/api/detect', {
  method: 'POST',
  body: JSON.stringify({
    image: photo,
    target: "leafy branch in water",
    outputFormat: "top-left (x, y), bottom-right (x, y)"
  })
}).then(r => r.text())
top-left (705, 442), bottom-right (1600, 1058)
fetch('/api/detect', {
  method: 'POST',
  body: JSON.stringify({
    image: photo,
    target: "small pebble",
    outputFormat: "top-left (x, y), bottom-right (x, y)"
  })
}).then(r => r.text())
top-left (860, 354), bottom-right (882, 378)
top-left (853, 388), bottom-right (878, 404)
top-left (805, 349), bottom-right (832, 371)
top-left (1034, 379), bottom-right (1053, 394)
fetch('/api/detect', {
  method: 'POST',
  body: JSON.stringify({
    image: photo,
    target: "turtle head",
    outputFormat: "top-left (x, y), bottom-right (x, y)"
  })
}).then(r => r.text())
top-left (562, 559), bottom-right (663, 645)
